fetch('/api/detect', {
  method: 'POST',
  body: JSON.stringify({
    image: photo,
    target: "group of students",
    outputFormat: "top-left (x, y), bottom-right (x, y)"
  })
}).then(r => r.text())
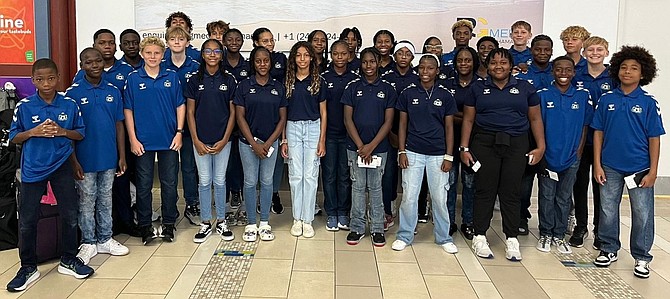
top-left (5, 11), bottom-right (664, 293)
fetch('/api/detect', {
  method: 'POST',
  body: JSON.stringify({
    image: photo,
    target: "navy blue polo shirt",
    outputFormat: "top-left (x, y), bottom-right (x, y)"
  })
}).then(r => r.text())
top-left (340, 77), bottom-right (397, 153)
top-left (164, 45), bottom-right (201, 63)
top-left (539, 85), bottom-right (593, 172)
top-left (435, 65), bottom-right (457, 86)
top-left (382, 68), bottom-right (420, 96)
top-left (591, 87), bottom-right (665, 173)
top-left (464, 76), bottom-right (540, 136)
top-left (510, 47), bottom-right (532, 66)
top-left (287, 76), bottom-right (327, 121)
top-left (184, 70), bottom-right (238, 144)
top-left (233, 77), bottom-right (288, 145)
top-left (66, 79), bottom-right (124, 173)
top-left (441, 48), bottom-right (458, 67)
top-left (270, 52), bottom-right (287, 83)
top-left (322, 66), bottom-right (360, 138)
top-left (443, 75), bottom-right (479, 112)
top-left (120, 56), bottom-right (144, 70)
top-left (348, 57), bottom-right (361, 74)
top-left (73, 59), bottom-right (134, 92)
top-left (396, 84), bottom-right (458, 155)
top-left (379, 59), bottom-right (396, 76)
top-left (515, 62), bottom-right (553, 90)
top-left (222, 55), bottom-right (251, 82)
top-left (9, 93), bottom-right (85, 183)
top-left (162, 56), bottom-right (200, 88)
top-left (123, 67), bottom-right (185, 151)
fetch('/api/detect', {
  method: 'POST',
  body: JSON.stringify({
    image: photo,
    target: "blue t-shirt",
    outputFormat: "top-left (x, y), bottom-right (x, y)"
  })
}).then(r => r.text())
top-left (396, 83), bottom-right (458, 155)
top-left (222, 54), bottom-right (251, 83)
top-left (464, 76), bottom-right (540, 136)
top-left (123, 67), bottom-right (185, 151)
top-left (164, 45), bottom-right (201, 64)
top-left (340, 77), bottom-right (397, 153)
top-left (287, 76), bottom-right (327, 121)
top-left (322, 66), bottom-right (360, 138)
top-left (184, 70), bottom-right (238, 144)
top-left (591, 87), bottom-right (665, 173)
top-left (66, 79), bottom-right (124, 173)
top-left (509, 46), bottom-right (532, 66)
top-left (270, 52), bottom-right (287, 83)
top-left (120, 56), bottom-right (144, 70)
top-left (233, 77), bottom-right (288, 145)
top-left (539, 84), bottom-right (593, 172)
top-left (515, 62), bottom-right (553, 90)
top-left (573, 65), bottom-right (617, 146)
top-left (73, 59), bottom-right (134, 92)
top-left (9, 93), bottom-right (85, 183)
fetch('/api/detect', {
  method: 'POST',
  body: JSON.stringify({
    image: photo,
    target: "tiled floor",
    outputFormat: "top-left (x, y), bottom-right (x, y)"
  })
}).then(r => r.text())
top-left (2, 191), bottom-right (670, 298)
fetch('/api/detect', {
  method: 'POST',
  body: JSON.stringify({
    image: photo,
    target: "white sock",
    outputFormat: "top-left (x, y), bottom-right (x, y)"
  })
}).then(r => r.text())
top-left (260, 221), bottom-right (269, 227)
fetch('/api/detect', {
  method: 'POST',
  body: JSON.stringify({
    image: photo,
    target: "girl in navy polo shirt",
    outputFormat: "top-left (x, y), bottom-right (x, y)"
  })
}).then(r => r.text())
top-left (341, 47), bottom-right (396, 247)
top-left (374, 30), bottom-right (396, 75)
top-left (460, 48), bottom-right (545, 261)
top-left (339, 27), bottom-right (362, 72)
top-left (234, 46), bottom-right (288, 242)
top-left (591, 46), bottom-right (664, 279)
top-left (281, 41), bottom-right (327, 238)
top-left (393, 54), bottom-right (458, 253)
top-left (422, 36), bottom-right (455, 81)
top-left (308, 30), bottom-right (329, 73)
top-left (185, 39), bottom-right (238, 243)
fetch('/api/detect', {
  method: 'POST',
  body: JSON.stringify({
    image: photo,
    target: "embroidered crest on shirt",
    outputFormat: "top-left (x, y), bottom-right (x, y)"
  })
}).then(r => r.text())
top-left (139, 83), bottom-right (146, 90)
top-left (198, 85), bottom-right (205, 91)
top-left (377, 91), bottom-right (385, 98)
top-left (509, 87), bottom-right (520, 94)
top-left (275, 62), bottom-right (282, 69)
top-left (631, 105), bottom-right (643, 114)
top-left (219, 84), bottom-right (228, 91)
top-left (433, 99), bottom-right (442, 107)
top-left (31, 115), bottom-right (40, 123)
top-left (106, 95), bottom-right (114, 103)
top-left (412, 98), bottom-right (419, 105)
top-left (601, 83), bottom-right (611, 91)
top-left (571, 102), bottom-right (579, 110)
top-left (240, 70), bottom-right (248, 77)
top-left (80, 97), bottom-right (89, 105)
top-left (271, 89), bottom-right (278, 95)
top-left (356, 90), bottom-right (363, 97)
top-left (164, 80), bottom-right (172, 88)
top-left (58, 112), bottom-right (68, 121)
top-left (483, 89), bottom-right (491, 95)
top-left (546, 101), bottom-right (555, 108)
top-left (116, 73), bottom-right (124, 81)
top-left (439, 73), bottom-right (447, 80)
top-left (608, 104), bottom-right (615, 111)
top-left (249, 88), bottom-right (256, 94)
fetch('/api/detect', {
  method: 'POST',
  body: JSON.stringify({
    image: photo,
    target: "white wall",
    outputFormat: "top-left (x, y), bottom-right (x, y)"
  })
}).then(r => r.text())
top-left (75, 0), bottom-right (135, 58)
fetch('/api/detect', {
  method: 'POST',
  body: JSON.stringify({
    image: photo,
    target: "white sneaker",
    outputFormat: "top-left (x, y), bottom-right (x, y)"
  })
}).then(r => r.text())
top-left (472, 235), bottom-right (494, 258)
top-left (259, 224), bottom-right (275, 241)
top-left (634, 260), bottom-right (650, 278)
top-left (553, 237), bottom-right (572, 254)
top-left (291, 220), bottom-right (303, 237)
top-left (243, 224), bottom-right (258, 242)
top-left (441, 242), bottom-right (458, 254)
top-left (536, 235), bottom-right (551, 252)
top-left (505, 237), bottom-right (522, 261)
top-left (76, 244), bottom-right (97, 265)
top-left (302, 222), bottom-right (315, 238)
top-left (392, 239), bottom-right (408, 251)
top-left (97, 238), bottom-right (129, 256)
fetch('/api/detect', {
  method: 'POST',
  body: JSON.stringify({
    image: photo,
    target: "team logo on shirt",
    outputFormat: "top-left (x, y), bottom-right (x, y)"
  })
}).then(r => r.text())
top-left (198, 84), bottom-right (205, 91)
top-left (546, 101), bottom-right (555, 108)
top-left (576, 81), bottom-right (585, 88)
top-left (631, 105), bottom-right (643, 114)
top-left (80, 97), bottom-right (89, 105)
top-left (448, 89), bottom-right (455, 96)
top-left (240, 70), bottom-right (248, 77)
top-left (106, 95), bottom-right (114, 103)
top-left (571, 102), bottom-right (579, 110)
top-left (31, 115), bottom-right (40, 123)
top-left (509, 87), bottom-right (520, 94)
top-left (483, 89), bottom-right (491, 95)
top-left (608, 104), bottom-right (615, 111)
top-left (377, 91), bottom-right (385, 98)
top-left (271, 89), bottom-right (279, 95)
top-left (439, 73), bottom-right (447, 80)
top-left (249, 88), bottom-right (256, 94)
top-left (356, 90), bottom-right (363, 97)
top-left (116, 73), bottom-right (124, 81)
top-left (139, 83), bottom-right (146, 90)
top-left (412, 98), bottom-right (419, 105)
top-left (601, 83), bottom-right (611, 91)
top-left (164, 80), bottom-right (172, 88)
top-left (328, 82), bottom-right (334, 89)
top-left (433, 99), bottom-right (442, 107)
top-left (275, 62), bottom-right (282, 69)
top-left (58, 112), bottom-right (68, 121)
top-left (219, 84), bottom-right (228, 91)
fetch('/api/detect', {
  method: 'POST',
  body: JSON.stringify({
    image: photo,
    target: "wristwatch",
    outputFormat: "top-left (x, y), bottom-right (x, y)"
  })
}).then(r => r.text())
top-left (176, 128), bottom-right (184, 133)
top-left (459, 146), bottom-right (469, 152)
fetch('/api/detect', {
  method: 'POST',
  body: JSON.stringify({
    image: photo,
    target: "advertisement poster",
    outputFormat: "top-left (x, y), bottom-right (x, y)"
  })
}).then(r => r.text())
top-left (0, 0), bottom-right (36, 65)
top-left (135, 0), bottom-right (544, 53)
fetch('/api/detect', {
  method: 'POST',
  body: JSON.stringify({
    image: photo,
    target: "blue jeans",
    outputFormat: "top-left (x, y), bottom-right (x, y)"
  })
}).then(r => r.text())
top-left (135, 150), bottom-right (179, 226)
top-left (599, 165), bottom-right (655, 262)
top-left (447, 162), bottom-right (475, 225)
top-left (225, 135), bottom-right (243, 193)
top-left (240, 140), bottom-right (278, 224)
top-left (347, 150), bottom-right (386, 234)
top-left (382, 147), bottom-right (399, 215)
top-left (180, 134), bottom-right (198, 206)
top-left (321, 136), bottom-right (351, 217)
top-left (397, 150), bottom-right (452, 245)
top-left (286, 120), bottom-right (321, 223)
top-left (193, 142), bottom-right (231, 222)
top-left (538, 160), bottom-right (580, 237)
top-left (77, 169), bottom-right (115, 244)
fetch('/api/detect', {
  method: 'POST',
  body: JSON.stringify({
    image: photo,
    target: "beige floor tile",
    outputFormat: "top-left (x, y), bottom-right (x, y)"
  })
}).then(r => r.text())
top-left (454, 245), bottom-right (491, 282)
top-left (0, 249), bottom-right (19, 275)
top-left (93, 245), bottom-right (157, 279)
top-left (424, 275), bottom-right (477, 299)
top-left (297, 216), bottom-right (335, 241)
top-left (520, 249), bottom-right (578, 280)
top-left (470, 281), bottom-right (502, 299)
top-left (122, 256), bottom-right (189, 294)
top-left (153, 227), bottom-right (199, 257)
top-left (536, 280), bottom-right (596, 299)
top-left (413, 242), bottom-right (465, 276)
top-left (293, 239), bottom-right (334, 271)
top-left (334, 230), bottom-right (373, 251)
top-left (650, 249), bottom-right (670, 282)
top-left (336, 286), bottom-right (382, 299)
top-left (116, 294), bottom-right (165, 299)
top-left (165, 265), bottom-right (206, 299)
top-left (87, 253), bottom-right (111, 266)
top-left (377, 262), bottom-right (430, 299)
top-left (373, 242), bottom-right (417, 263)
top-left (19, 266), bottom-right (83, 298)
top-left (613, 268), bottom-right (670, 299)
top-left (288, 271), bottom-right (334, 299)
top-left (335, 251), bottom-right (379, 287)
top-left (241, 259), bottom-right (292, 298)
top-left (69, 278), bottom-right (129, 299)
top-left (484, 265), bottom-right (549, 299)
top-left (255, 232), bottom-right (297, 260)
top-left (187, 237), bottom-right (221, 265)
top-left (654, 216), bottom-right (670, 245)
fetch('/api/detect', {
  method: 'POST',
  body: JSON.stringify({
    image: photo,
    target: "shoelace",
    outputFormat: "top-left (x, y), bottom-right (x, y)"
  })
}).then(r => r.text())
top-left (198, 224), bottom-right (211, 234)
top-left (507, 239), bottom-right (520, 251)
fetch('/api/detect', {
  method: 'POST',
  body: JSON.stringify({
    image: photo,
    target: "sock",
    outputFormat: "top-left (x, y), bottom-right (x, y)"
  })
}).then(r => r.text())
top-left (260, 221), bottom-right (269, 227)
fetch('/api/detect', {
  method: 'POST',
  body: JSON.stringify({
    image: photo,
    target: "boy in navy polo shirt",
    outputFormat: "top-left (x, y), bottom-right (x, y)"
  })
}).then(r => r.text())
top-left (591, 46), bottom-right (664, 279)
top-left (509, 21), bottom-right (533, 68)
top-left (515, 35), bottom-right (553, 90)
top-left (164, 11), bottom-right (200, 62)
top-left (124, 37), bottom-right (185, 245)
top-left (162, 25), bottom-right (201, 226)
top-left (120, 29), bottom-right (143, 70)
top-left (73, 29), bottom-right (134, 92)
top-left (560, 26), bottom-right (590, 76)
top-left (535, 56), bottom-right (593, 255)
top-left (67, 48), bottom-right (130, 265)
top-left (442, 20), bottom-right (474, 67)
top-left (7, 59), bottom-right (93, 292)
top-left (206, 20), bottom-right (230, 44)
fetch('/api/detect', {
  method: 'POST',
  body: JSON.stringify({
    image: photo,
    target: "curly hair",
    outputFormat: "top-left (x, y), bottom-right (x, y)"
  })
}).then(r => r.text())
top-left (608, 45), bottom-right (657, 86)
top-left (165, 11), bottom-right (193, 31)
top-left (206, 20), bottom-right (230, 36)
top-left (285, 41), bottom-right (321, 99)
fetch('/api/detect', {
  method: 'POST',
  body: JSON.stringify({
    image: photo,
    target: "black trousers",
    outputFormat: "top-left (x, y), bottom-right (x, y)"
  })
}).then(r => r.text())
top-left (572, 144), bottom-right (601, 232)
top-left (471, 130), bottom-right (529, 238)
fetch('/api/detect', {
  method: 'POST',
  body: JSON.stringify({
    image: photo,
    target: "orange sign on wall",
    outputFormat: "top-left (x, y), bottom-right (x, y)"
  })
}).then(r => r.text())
top-left (0, 0), bottom-right (36, 65)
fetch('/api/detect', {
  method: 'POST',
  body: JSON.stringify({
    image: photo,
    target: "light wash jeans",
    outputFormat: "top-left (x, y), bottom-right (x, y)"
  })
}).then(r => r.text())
top-left (347, 150), bottom-right (386, 234)
top-left (193, 142), bottom-right (231, 222)
top-left (396, 150), bottom-right (452, 245)
top-left (240, 140), bottom-right (278, 224)
top-left (599, 165), bottom-right (655, 262)
top-left (77, 169), bottom-right (116, 244)
top-left (286, 120), bottom-right (321, 223)
top-left (537, 160), bottom-right (580, 237)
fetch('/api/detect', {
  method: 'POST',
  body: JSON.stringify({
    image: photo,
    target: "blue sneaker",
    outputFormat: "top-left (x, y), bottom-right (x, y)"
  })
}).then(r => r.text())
top-left (6, 266), bottom-right (40, 292)
top-left (338, 216), bottom-right (350, 230)
top-left (58, 257), bottom-right (94, 279)
top-left (326, 216), bottom-right (339, 231)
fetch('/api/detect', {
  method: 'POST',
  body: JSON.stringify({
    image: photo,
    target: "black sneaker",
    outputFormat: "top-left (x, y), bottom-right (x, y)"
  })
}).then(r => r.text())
top-left (6, 266), bottom-right (39, 292)
top-left (418, 213), bottom-right (429, 223)
top-left (225, 212), bottom-right (237, 226)
top-left (460, 223), bottom-right (475, 240)
top-left (57, 257), bottom-right (94, 279)
top-left (449, 223), bottom-right (458, 236)
top-left (346, 232), bottom-right (365, 245)
top-left (230, 191), bottom-right (242, 208)
top-left (634, 260), bottom-right (650, 279)
top-left (184, 204), bottom-right (201, 226)
top-left (568, 227), bottom-right (588, 248)
top-left (217, 221), bottom-right (234, 241)
top-left (518, 218), bottom-right (529, 235)
top-left (140, 225), bottom-right (157, 245)
top-left (272, 192), bottom-right (284, 214)
top-left (594, 251), bottom-right (618, 267)
top-left (593, 232), bottom-right (602, 250)
top-left (161, 224), bottom-right (176, 242)
top-left (372, 233), bottom-right (386, 247)
top-left (193, 223), bottom-right (212, 243)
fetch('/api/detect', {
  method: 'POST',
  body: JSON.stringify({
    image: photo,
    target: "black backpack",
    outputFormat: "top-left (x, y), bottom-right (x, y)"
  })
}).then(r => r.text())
top-left (0, 108), bottom-right (19, 250)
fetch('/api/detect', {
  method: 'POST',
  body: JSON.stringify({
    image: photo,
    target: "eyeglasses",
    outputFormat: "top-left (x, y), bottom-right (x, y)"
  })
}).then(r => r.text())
top-left (424, 45), bottom-right (443, 51)
top-left (203, 49), bottom-right (223, 55)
